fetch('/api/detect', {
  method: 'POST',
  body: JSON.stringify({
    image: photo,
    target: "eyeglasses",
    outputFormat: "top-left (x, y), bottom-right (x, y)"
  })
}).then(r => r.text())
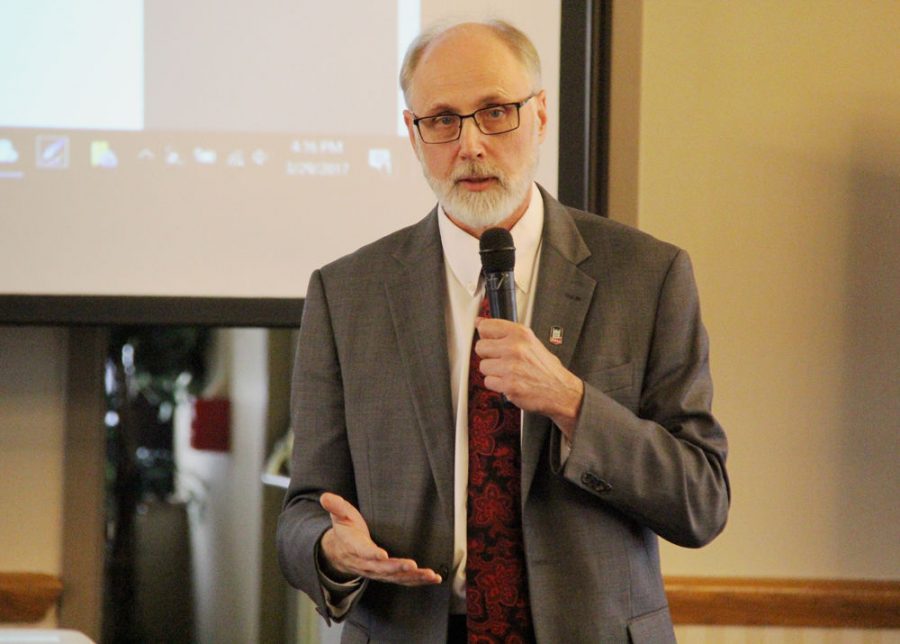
top-left (412, 94), bottom-right (536, 144)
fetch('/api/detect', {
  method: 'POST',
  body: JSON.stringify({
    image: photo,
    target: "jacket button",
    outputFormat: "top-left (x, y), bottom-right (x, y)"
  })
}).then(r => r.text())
top-left (437, 565), bottom-right (449, 578)
top-left (582, 472), bottom-right (613, 493)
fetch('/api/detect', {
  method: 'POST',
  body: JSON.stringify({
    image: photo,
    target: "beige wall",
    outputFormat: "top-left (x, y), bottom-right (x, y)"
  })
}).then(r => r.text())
top-left (631, 0), bottom-right (900, 581)
top-left (0, 327), bottom-right (67, 628)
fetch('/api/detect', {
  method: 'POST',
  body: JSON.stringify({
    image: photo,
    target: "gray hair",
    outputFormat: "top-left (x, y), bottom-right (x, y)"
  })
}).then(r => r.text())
top-left (399, 19), bottom-right (542, 107)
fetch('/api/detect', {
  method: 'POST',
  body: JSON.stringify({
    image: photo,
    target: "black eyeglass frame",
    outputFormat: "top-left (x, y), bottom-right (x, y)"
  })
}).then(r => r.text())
top-left (411, 94), bottom-right (537, 144)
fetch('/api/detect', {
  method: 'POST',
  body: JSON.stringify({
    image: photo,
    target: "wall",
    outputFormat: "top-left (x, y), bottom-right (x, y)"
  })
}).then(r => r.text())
top-left (630, 4), bottom-right (900, 640)
top-left (0, 327), bottom-right (67, 628)
top-left (634, 0), bottom-right (899, 582)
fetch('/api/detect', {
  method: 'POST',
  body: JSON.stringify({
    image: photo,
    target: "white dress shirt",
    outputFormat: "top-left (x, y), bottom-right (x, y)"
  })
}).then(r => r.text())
top-left (438, 183), bottom-right (543, 612)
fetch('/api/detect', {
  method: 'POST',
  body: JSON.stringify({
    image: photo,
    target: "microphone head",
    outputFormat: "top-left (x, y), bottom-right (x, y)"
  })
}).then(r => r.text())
top-left (479, 227), bottom-right (516, 273)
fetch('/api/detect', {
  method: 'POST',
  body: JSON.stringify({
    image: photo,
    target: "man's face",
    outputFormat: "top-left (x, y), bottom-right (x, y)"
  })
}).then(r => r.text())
top-left (403, 26), bottom-right (548, 232)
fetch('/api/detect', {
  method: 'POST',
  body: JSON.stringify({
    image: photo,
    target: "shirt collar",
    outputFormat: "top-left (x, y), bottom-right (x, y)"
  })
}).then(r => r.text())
top-left (438, 183), bottom-right (544, 297)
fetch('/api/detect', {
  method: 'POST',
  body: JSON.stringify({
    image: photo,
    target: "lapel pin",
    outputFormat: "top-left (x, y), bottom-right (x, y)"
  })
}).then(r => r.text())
top-left (549, 326), bottom-right (564, 345)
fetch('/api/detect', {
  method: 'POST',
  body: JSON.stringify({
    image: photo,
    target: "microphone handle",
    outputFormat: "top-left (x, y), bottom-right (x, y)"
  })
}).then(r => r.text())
top-left (483, 270), bottom-right (517, 407)
top-left (484, 270), bottom-right (517, 322)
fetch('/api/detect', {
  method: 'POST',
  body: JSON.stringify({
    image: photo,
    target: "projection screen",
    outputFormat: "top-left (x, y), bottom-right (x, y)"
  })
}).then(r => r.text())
top-left (0, 1), bottom-right (561, 302)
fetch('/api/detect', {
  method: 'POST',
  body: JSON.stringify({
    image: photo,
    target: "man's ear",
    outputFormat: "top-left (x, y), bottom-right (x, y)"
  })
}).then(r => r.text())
top-left (403, 110), bottom-right (421, 158)
top-left (534, 90), bottom-right (549, 143)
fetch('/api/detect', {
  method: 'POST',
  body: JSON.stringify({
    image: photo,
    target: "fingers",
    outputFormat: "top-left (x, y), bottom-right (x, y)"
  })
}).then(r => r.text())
top-left (351, 556), bottom-right (442, 586)
top-left (318, 493), bottom-right (443, 587)
top-left (320, 493), bottom-right (385, 560)
top-left (320, 492), bottom-right (359, 524)
top-left (474, 320), bottom-right (544, 380)
top-left (473, 320), bottom-right (584, 429)
top-left (475, 319), bottom-right (544, 360)
top-left (324, 531), bottom-right (442, 586)
top-left (474, 317), bottom-right (521, 343)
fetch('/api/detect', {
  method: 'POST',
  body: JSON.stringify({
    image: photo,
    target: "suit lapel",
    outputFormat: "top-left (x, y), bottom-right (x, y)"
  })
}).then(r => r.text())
top-left (384, 211), bottom-right (456, 527)
top-left (380, 197), bottom-right (599, 520)
top-left (522, 191), bottom-right (597, 500)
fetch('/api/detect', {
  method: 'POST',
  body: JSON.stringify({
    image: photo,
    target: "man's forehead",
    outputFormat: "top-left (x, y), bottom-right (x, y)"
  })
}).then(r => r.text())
top-left (408, 28), bottom-right (531, 112)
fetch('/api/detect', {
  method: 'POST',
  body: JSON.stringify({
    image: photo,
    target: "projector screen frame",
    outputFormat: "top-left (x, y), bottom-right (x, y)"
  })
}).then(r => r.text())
top-left (0, 3), bottom-right (611, 328)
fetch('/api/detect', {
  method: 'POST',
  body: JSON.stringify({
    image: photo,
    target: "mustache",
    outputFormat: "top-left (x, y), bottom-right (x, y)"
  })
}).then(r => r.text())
top-left (451, 162), bottom-right (505, 185)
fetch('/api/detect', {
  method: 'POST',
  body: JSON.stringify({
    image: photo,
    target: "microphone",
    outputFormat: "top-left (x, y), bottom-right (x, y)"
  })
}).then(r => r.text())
top-left (479, 227), bottom-right (517, 323)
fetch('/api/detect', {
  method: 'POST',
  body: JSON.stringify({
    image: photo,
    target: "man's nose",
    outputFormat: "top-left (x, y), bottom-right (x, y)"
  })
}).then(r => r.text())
top-left (458, 116), bottom-right (485, 158)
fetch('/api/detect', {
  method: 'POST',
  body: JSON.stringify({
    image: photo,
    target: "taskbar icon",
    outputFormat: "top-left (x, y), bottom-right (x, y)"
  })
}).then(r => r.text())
top-left (36, 135), bottom-right (69, 169)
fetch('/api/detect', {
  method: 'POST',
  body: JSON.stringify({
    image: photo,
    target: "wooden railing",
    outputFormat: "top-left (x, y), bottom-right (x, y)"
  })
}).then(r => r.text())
top-left (666, 577), bottom-right (900, 628)
top-left (3, 572), bottom-right (899, 628)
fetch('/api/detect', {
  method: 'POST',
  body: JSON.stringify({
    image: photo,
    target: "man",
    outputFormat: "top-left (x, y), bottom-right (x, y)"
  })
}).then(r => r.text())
top-left (278, 20), bottom-right (729, 643)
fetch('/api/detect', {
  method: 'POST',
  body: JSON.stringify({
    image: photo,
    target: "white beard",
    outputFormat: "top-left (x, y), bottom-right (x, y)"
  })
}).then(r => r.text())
top-left (417, 128), bottom-right (540, 229)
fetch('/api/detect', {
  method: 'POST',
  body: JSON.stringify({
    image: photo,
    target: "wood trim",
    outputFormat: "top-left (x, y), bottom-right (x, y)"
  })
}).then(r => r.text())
top-left (58, 328), bottom-right (108, 641)
top-left (5, 573), bottom-right (899, 629)
top-left (0, 572), bottom-right (63, 622)
top-left (666, 576), bottom-right (900, 629)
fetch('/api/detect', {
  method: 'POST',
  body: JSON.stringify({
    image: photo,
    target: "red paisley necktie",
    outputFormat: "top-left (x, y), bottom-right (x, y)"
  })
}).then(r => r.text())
top-left (466, 297), bottom-right (535, 643)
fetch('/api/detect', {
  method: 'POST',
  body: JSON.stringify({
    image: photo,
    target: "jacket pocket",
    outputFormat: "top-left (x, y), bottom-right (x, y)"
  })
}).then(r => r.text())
top-left (627, 605), bottom-right (675, 643)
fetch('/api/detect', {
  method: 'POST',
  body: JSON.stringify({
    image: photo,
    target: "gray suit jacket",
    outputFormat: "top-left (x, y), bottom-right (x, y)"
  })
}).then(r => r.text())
top-left (277, 188), bottom-right (729, 643)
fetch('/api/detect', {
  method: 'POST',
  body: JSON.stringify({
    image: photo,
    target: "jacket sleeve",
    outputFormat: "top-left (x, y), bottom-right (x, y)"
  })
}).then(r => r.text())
top-left (555, 249), bottom-right (730, 547)
top-left (276, 269), bottom-right (368, 622)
